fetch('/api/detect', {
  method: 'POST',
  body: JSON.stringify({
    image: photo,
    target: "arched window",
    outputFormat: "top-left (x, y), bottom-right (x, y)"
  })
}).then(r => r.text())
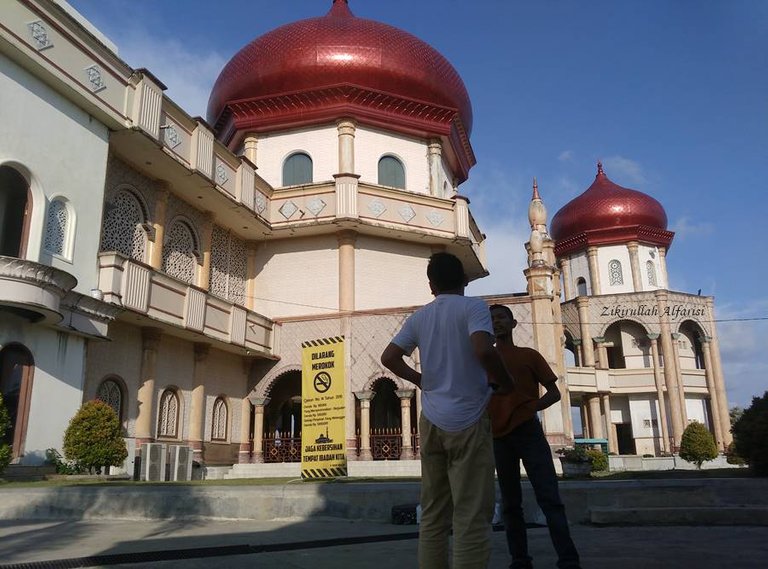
top-left (211, 397), bottom-right (228, 441)
top-left (647, 260), bottom-right (658, 287)
top-left (0, 344), bottom-right (34, 459)
top-left (101, 188), bottom-right (147, 261)
top-left (0, 166), bottom-right (32, 258)
top-left (576, 277), bottom-right (588, 297)
top-left (282, 153), bottom-right (313, 186)
top-left (162, 219), bottom-right (198, 284)
top-left (96, 377), bottom-right (124, 422)
top-left (378, 156), bottom-right (405, 189)
top-left (44, 198), bottom-right (71, 257)
top-left (609, 260), bottom-right (624, 286)
top-left (157, 389), bottom-right (180, 438)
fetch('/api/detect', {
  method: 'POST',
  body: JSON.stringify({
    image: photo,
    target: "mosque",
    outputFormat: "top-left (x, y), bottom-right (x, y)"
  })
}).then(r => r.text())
top-left (0, 0), bottom-right (731, 476)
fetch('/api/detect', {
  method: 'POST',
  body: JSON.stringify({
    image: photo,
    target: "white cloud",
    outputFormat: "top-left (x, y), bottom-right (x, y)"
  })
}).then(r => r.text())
top-left (113, 29), bottom-right (227, 118)
top-left (671, 216), bottom-right (714, 239)
top-left (601, 155), bottom-right (646, 186)
top-left (558, 150), bottom-right (574, 162)
top-left (713, 299), bottom-right (768, 407)
top-left (466, 216), bottom-right (530, 296)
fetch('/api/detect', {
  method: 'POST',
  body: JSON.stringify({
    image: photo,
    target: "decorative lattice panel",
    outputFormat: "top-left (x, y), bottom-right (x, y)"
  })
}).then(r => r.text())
top-left (609, 260), bottom-right (624, 286)
top-left (158, 390), bottom-right (179, 437)
top-left (210, 225), bottom-right (247, 306)
top-left (229, 234), bottom-right (247, 306)
top-left (101, 190), bottom-right (146, 261)
top-left (96, 379), bottom-right (122, 419)
top-left (162, 221), bottom-right (196, 284)
top-left (647, 261), bottom-right (657, 287)
top-left (211, 398), bottom-right (227, 440)
top-left (44, 199), bottom-right (68, 255)
top-left (210, 226), bottom-right (229, 299)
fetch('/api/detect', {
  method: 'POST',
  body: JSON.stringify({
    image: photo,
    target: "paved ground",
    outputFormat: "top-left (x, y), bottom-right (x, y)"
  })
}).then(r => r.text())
top-left (1, 518), bottom-right (766, 568)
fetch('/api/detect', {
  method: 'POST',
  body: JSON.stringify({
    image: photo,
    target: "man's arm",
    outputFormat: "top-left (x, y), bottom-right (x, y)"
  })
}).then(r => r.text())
top-left (536, 381), bottom-right (561, 411)
top-left (471, 331), bottom-right (514, 391)
top-left (381, 343), bottom-right (422, 388)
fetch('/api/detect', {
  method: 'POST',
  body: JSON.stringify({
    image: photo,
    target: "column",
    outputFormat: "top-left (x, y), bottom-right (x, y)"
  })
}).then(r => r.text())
top-left (135, 327), bottom-right (162, 461)
top-left (243, 134), bottom-right (258, 166)
top-left (427, 140), bottom-right (442, 197)
top-left (148, 188), bottom-right (169, 270)
top-left (647, 334), bottom-right (670, 454)
top-left (593, 337), bottom-right (608, 369)
top-left (396, 389), bottom-right (415, 460)
top-left (587, 246), bottom-right (601, 295)
top-left (576, 297), bottom-right (595, 367)
top-left (601, 393), bottom-right (618, 453)
top-left (627, 241), bottom-right (642, 292)
top-left (658, 247), bottom-right (669, 288)
top-left (337, 119), bottom-right (356, 174)
top-left (197, 214), bottom-right (213, 291)
top-left (580, 398), bottom-right (590, 438)
top-left (656, 291), bottom-right (684, 447)
top-left (338, 230), bottom-right (356, 312)
top-left (670, 333), bottom-right (688, 426)
top-left (238, 396), bottom-right (252, 464)
top-left (188, 342), bottom-right (210, 463)
top-left (560, 257), bottom-right (573, 300)
top-left (248, 396), bottom-right (269, 463)
top-left (355, 391), bottom-right (375, 461)
top-left (700, 337), bottom-right (724, 451)
top-left (587, 395), bottom-right (604, 439)
top-left (706, 298), bottom-right (733, 446)
top-left (246, 244), bottom-right (258, 311)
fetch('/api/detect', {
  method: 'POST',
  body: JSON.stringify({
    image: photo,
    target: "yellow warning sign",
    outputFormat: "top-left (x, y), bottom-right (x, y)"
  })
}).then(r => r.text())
top-left (301, 336), bottom-right (347, 479)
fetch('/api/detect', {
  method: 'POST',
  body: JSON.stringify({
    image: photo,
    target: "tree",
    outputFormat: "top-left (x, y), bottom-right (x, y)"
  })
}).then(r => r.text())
top-left (0, 393), bottom-right (11, 475)
top-left (679, 421), bottom-right (718, 469)
top-left (730, 406), bottom-right (744, 427)
top-left (732, 391), bottom-right (768, 476)
top-left (63, 400), bottom-right (127, 474)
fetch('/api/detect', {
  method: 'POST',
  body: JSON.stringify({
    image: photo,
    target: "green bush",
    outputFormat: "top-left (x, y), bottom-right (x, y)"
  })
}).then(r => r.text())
top-left (63, 400), bottom-right (127, 474)
top-left (679, 421), bottom-right (718, 469)
top-left (725, 442), bottom-right (745, 466)
top-left (586, 448), bottom-right (608, 472)
top-left (0, 393), bottom-right (11, 475)
top-left (732, 391), bottom-right (768, 476)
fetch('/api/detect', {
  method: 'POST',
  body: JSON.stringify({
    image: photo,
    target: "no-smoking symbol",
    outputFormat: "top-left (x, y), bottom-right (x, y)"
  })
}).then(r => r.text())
top-left (314, 371), bottom-right (332, 393)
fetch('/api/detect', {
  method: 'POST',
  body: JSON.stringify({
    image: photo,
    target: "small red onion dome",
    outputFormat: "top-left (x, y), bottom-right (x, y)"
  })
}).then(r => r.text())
top-left (551, 162), bottom-right (674, 256)
top-left (207, 0), bottom-right (475, 180)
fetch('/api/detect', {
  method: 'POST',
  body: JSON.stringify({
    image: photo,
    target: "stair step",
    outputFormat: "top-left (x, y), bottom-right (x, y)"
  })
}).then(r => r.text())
top-left (590, 506), bottom-right (768, 526)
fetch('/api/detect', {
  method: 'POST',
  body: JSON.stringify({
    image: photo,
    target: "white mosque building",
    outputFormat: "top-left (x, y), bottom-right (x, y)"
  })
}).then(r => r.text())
top-left (0, 0), bottom-right (730, 476)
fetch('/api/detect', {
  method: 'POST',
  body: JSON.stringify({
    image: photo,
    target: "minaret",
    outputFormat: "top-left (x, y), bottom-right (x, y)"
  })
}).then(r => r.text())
top-left (524, 179), bottom-right (571, 441)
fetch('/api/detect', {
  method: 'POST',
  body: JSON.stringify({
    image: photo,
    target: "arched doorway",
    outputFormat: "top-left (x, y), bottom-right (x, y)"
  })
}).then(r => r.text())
top-left (370, 378), bottom-right (409, 460)
top-left (0, 344), bottom-right (35, 460)
top-left (263, 371), bottom-right (302, 462)
top-left (0, 166), bottom-right (32, 258)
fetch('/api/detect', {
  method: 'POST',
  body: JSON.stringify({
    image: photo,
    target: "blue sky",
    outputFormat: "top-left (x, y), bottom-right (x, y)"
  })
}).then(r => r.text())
top-left (67, 0), bottom-right (767, 407)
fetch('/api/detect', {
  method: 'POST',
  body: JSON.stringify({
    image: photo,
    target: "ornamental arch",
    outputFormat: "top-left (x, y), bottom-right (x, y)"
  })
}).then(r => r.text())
top-left (602, 319), bottom-right (651, 369)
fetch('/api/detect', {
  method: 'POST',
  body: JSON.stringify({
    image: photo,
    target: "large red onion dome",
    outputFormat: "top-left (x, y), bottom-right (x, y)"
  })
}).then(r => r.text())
top-left (551, 163), bottom-right (674, 257)
top-left (207, 0), bottom-right (475, 181)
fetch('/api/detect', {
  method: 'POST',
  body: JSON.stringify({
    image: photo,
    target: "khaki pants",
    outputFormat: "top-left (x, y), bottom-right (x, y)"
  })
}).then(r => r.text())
top-left (418, 413), bottom-right (495, 569)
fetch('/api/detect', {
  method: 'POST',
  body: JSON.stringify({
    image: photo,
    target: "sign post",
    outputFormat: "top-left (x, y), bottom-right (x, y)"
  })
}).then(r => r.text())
top-left (301, 336), bottom-right (347, 479)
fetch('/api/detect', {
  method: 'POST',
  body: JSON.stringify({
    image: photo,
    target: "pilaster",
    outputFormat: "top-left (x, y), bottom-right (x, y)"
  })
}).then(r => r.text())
top-left (427, 139), bottom-right (442, 197)
top-left (248, 396), bottom-right (269, 463)
top-left (576, 297), bottom-right (595, 367)
top-left (699, 337), bottom-right (724, 450)
top-left (670, 332), bottom-right (688, 426)
top-left (338, 230), bottom-right (357, 312)
top-left (587, 246), bottom-right (601, 295)
top-left (148, 187), bottom-right (169, 270)
top-left (135, 327), bottom-right (162, 449)
top-left (188, 342), bottom-right (210, 463)
top-left (337, 119), bottom-right (356, 174)
top-left (647, 333), bottom-right (670, 454)
top-left (706, 298), bottom-right (732, 446)
top-left (560, 257), bottom-right (573, 300)
top-left (656, 290), bottom-right (684, 447)
top-left (627, 241), bottom-right (642, 292)
top-left (355, 391), bottom-right (375, 461)
top-left (396, 389), bottom-right (415, 460)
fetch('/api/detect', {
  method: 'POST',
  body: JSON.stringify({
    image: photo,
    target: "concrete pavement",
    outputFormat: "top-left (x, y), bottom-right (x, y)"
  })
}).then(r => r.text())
top-left (1, 518), bottom-right (767, 568)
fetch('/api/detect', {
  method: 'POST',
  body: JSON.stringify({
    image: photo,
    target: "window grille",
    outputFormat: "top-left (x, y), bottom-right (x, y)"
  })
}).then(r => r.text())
top-left (162, 220), bottom-right (197, 284)
top-left (210, 226), bottom-right (247, 306)
top-left (609, 260), bottom-right (624, 286)
top-left (211, 397), bottom-right (228, 440)
top-left (378, 156), bottom-right (406, 189)
top-left (101, 189), bottom-right (146, 261)
top-left (282, 153), bottom-right (312, 186)
top-left (44, 199), bottom-right (68, 255)
top-left (96, 379), bottom-right (122, 420)
top-left (647, 260), bottom-right (657, 286)
top-left (158, 389), bottom-right (179, 438)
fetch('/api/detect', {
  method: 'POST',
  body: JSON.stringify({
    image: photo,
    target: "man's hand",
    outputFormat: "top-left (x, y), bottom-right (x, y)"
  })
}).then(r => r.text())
top-left (381, 343), bottom-right (422, 388)
top-left (471, 331), bottom-right (514, 391)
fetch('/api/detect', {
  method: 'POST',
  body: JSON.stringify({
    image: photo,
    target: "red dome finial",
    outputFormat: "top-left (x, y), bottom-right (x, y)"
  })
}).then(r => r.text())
top-left (597, 161), bottom-right (604, 176)
top-left (532, 177), bottom-right (540, 200)
top-left (330, 0), bottom-right (352, 16)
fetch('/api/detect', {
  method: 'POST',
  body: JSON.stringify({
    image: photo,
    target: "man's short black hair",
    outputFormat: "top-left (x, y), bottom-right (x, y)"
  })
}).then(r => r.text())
top-left (427, 252), bottom-right (466, 292)
top-left (489, 304), bottom-right (516, 322)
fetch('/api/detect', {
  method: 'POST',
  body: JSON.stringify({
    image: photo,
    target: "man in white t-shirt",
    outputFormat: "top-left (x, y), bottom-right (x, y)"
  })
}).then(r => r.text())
top-left (381, 252), bottom-right (514, 569)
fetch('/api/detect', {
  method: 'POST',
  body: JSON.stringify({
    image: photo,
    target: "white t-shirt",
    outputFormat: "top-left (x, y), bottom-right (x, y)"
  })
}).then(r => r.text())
top-left (392, 294), bottom-right (494, 432)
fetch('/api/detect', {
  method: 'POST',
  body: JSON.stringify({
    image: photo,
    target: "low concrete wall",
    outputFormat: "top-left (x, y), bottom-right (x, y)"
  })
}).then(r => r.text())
top-left (0, 478), bottom-right (766, 524)
top-left (608, 455), bottom-right (742, 471)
